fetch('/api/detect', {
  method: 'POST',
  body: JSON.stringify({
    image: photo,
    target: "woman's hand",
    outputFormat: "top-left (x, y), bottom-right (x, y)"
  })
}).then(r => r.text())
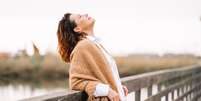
top-left (108, 88), bottom-right (120, 101)
top-left (122, 85), bottom-right (128, 96)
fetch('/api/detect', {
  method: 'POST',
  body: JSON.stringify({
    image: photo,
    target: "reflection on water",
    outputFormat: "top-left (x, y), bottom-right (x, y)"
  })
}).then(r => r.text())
top-left (0, 80), bottom-right (162, 101)
top-left (0, 79), bottom-right (68, 101)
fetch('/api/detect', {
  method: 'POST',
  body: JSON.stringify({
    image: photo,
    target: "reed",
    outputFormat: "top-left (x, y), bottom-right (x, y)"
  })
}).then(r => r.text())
top-left (0, 53), bottom-right (199, 80)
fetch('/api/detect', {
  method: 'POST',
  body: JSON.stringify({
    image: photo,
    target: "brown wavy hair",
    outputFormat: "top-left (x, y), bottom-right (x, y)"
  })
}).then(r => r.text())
top-left (57, 13), bottom-right (86, 63)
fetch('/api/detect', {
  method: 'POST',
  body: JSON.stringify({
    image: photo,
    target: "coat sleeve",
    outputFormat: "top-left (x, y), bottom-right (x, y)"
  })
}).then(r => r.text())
top-left (69, 43), bottom-right (103, 97)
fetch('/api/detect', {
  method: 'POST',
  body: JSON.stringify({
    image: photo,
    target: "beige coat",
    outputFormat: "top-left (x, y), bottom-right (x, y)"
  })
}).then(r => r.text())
top-left (69, 38), bottom-right (118, 101)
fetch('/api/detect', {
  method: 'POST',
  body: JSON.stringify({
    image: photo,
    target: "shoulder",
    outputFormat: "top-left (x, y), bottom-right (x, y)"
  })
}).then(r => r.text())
top-left (76, 38), bottom-right (95, 49)
top-left (70, 38), bottom-right (96, 60)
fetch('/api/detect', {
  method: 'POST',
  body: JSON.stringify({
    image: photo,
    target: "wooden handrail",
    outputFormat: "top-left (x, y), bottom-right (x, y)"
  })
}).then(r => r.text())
top-left (20, 64), bottom-right (201, 101)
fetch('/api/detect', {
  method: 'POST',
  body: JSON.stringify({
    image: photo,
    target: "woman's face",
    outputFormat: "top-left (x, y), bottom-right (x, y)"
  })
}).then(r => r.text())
top-left (70, 13), bottom-right (95, 33)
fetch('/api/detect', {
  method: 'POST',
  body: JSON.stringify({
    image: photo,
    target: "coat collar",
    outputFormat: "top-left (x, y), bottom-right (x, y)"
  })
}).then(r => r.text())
top-left (86, 35), bottom-right (101, 43)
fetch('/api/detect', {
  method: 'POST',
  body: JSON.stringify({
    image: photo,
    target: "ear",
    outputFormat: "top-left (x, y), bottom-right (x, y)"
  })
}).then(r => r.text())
top-left (74, 27), bottom-right (82, 33)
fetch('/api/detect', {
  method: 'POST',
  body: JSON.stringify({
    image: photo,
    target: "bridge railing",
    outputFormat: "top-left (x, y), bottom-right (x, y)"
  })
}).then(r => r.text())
top-left (122, 64), bottom-right (201, 101)
top-left (20, 64), bottom-right (201, 101)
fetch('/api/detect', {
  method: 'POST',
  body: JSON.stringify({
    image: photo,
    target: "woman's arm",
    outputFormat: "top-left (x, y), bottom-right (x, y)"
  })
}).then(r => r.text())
top-left (69, 40), bottom-right (120, 101)
top-left (69, 43), bottom-right (103, 96)
top-left (70, 76), bottom-right (100, 96)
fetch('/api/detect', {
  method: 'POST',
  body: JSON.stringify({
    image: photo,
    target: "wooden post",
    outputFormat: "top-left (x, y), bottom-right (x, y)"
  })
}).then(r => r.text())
top-left (158, 84), bottom-right (162, 93)
top-left (135, 89), bottom-right (141, 101)
top-left (177, 88), bottom-right (180, 98)
top-left (165, 93), bottom-right (169, 101)
top-left (148, 85), bottom-right (152, 97)
top-left (171, 91), bottom-right (174, 100)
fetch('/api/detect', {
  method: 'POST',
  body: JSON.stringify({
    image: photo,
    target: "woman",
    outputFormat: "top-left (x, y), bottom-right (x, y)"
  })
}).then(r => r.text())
top-left (57, 12), bottom-right (128, 101)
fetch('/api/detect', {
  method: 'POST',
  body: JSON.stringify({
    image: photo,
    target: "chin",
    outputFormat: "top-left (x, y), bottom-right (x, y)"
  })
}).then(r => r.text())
top-left (88, 19), bottom-right (95, 26)
top-left (92, 18), bottom-right (96, 24)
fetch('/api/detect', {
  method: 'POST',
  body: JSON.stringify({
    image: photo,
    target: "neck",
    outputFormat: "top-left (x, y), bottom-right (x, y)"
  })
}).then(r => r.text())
top-left (83, 29), bottom-right (94, 36)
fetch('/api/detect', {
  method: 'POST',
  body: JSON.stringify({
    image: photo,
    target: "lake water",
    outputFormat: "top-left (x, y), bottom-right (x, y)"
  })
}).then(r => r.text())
top-left (0, 80), bottom-right (68, 101)
top-left (0, 80), bottom-right (165, 101)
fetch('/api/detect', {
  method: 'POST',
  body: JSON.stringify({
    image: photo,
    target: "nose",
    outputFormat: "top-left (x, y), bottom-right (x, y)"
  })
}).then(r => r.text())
top-left (84, 14), bottom-right (88, 17)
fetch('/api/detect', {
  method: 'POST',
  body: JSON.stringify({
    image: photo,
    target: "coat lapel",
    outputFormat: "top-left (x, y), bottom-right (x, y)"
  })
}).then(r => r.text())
top-left (90, 40), bottom-right (118, 93)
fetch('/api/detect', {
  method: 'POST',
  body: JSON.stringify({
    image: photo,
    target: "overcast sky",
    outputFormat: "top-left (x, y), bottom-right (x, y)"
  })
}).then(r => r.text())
top-left (0, 0), bottom-right (201, 56)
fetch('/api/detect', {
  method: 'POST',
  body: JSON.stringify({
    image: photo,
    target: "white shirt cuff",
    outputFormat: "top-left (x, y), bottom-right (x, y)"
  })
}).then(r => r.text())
top-left (93, 83), bottom-right (109, 97)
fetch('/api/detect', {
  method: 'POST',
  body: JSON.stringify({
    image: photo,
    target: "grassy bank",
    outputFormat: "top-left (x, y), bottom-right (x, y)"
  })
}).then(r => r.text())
top-left (115, 54), bottom-right (200, 77)
top-left (0, 52), bottom-right (68, 80)
top-left (0, 53), bottom-right (200, 80)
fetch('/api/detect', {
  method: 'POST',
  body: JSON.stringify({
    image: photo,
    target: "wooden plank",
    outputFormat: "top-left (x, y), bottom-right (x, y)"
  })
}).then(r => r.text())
top-left (19, 90), bottom-right (87, 101)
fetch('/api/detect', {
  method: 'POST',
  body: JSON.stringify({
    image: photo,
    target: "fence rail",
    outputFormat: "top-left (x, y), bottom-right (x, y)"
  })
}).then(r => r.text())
top-left (21, 64), bottom-right (201, 101)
